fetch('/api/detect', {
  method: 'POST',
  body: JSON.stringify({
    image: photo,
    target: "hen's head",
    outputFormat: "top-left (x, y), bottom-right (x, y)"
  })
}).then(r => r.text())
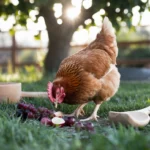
top-left (47, 81), bottom-right (66, 108)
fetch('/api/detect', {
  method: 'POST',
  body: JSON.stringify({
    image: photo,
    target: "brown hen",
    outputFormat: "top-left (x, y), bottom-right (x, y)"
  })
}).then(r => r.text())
top-left (48, 17), bottom-right (120, 121)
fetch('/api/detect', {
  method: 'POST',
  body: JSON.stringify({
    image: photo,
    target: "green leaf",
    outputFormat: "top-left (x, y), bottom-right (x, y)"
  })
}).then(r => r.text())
top-left (9, 28), bottom-right (15, 35)
top-left (34, 33), bottom-right (41, 40)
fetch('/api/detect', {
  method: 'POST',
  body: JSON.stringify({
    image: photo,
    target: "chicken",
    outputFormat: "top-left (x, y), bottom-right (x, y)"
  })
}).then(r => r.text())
top-left (47, 17), bottom-right (120, 121)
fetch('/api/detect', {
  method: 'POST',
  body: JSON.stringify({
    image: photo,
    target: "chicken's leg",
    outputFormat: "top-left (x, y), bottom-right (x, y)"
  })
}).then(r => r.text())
top-left (64, 103), bottom-right (87, 118)
top-left (80, 103), bottom-right (102, 121)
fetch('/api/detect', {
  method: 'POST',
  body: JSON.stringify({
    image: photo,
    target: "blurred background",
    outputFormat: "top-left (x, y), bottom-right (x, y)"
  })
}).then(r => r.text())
top-left (0, 0), bottom-right (150, 80)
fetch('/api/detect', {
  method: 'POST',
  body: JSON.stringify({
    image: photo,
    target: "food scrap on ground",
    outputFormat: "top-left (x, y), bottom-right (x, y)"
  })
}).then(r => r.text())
top-left (15, 102), bottom-right (95, 132)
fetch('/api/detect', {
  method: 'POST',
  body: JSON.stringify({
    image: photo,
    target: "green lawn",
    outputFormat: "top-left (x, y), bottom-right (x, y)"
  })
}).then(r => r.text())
top-left (0, 70), bottom-right (150, 150)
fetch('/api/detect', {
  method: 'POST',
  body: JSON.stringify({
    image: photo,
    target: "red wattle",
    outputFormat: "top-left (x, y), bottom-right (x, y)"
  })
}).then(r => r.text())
top-left (47, 82), bottom-right (55, 103)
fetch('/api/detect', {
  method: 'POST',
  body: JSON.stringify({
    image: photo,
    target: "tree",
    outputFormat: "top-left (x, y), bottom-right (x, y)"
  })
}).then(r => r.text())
top-left (0, 0), bottom-right (149, 72)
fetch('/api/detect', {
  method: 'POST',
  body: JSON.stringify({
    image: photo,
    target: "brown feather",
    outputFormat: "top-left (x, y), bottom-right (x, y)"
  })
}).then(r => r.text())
top-left (53, 17), bottom-right (120, 105)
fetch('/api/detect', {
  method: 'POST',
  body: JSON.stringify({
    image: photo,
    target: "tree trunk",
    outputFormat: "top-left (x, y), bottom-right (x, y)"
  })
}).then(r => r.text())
top-left (44, 34), bottom-right (72, 72)
top-left (39, 5), bottom-right (93, 72)
top-left (39, 5), bottom-right (76, 72)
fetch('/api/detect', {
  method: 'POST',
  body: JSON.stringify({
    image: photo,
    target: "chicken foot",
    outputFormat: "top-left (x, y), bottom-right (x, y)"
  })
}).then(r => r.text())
top-left (63, 103), bottom-right (87, 118)
top-left (80, 103), bottom-right (102, 121)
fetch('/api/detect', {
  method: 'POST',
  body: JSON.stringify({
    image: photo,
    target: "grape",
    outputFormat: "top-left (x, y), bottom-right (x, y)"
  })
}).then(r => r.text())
top-left (75, 122), bottom-right (84, 131)
top-left (17, 103), bottom-right (28, 110)
top-left (41, 117), bottom-right (53, 126)
top-left (27, 112), bottom-right (35, 119)
top-left (84, 122), bottom-right (94, 132)
top-left (64, 117), bottom-right (76, 126)
top-left (28, 105), bottom-right (37, 114)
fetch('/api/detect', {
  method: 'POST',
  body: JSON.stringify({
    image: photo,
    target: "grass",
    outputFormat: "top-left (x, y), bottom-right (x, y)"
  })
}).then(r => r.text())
top-left (0, 70), bottom-right (150, 150)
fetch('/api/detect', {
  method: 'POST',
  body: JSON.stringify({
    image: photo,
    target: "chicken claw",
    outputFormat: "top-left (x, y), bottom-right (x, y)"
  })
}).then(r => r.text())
top-left (79, 108), bottom-right (85, 116)
top-left (64, 103), bottom-right (87, 118)
top-left (80, 114), bottom-right (99, 122)
top-left (80, 103), bottom-right (101, 122)
top-left (63, 108), bottom-right (84, 117)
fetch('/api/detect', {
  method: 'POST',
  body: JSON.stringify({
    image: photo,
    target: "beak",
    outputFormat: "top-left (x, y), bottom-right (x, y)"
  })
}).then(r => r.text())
top-left (54, 99), bottom-right (58, 108)
top-left (54, 102), bottom-right (58, 108)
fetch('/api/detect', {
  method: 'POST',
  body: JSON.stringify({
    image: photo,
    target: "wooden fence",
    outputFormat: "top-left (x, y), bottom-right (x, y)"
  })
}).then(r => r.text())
top-left (0, 34), bottom-right (150, 72)
top-left (117, 40), bottom-right (150, 66)
top-left (0, 35), bottom-right (46, 72)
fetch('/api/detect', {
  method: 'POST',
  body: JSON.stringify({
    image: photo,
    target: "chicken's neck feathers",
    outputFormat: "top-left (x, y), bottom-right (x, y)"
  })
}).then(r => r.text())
top-left (54, 73), bottom-right (82, 94)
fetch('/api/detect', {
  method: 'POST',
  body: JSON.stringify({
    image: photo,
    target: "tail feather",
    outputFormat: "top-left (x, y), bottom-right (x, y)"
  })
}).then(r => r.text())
top-left (102, 17), bottom-right (115, 38)
top-left (100, 17), bottom-right (118, 57)
top-left (98, 17), bottom-right (118, 59)
top-left (88, 17), bottom-right (118, 64)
